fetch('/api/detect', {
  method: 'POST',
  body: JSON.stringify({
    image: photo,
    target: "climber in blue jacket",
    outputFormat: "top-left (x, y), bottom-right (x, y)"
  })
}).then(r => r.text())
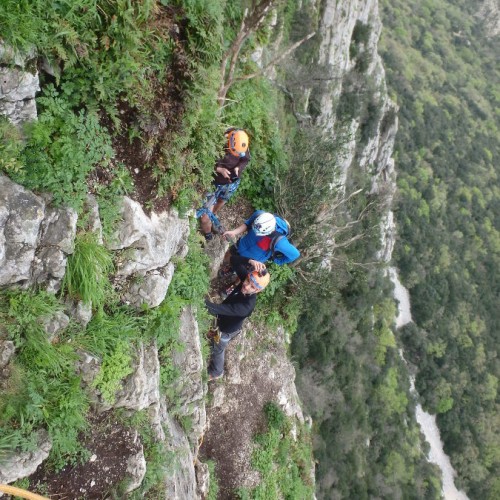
top-left (221, 211), bottom-right (300, 274)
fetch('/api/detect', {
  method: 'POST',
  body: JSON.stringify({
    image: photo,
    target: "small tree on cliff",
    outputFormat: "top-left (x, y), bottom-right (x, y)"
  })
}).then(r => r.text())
top-left (217, 0), bottom-right (315, 106)
top-left (275, 125), bottom-right (381, 277)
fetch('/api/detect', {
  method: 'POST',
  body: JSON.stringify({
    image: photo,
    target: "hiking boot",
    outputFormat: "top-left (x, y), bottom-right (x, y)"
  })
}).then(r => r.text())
top-left (208, 372), bottom-right (223, 382)
top-left (218, 265), bottom-right (235, 278)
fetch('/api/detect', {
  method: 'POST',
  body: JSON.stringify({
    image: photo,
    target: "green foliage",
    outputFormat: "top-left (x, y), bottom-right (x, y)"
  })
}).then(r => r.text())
top-left (153, 0), bottom-right (226, 210)
top-left (0, 289), bottom-right (89, 470)
top-left (241, 402), bottom-right (314, 500)
top-left (375, 368), bottom-right (409, 416)
top-left (292, 265), bottom-right (442, 499)
top-left (92, 340), bottom-right (133, 404)
top-left (349, 20), bottom-right (372, 61)
top-left (74, 305), bottom-right (142, 355)
top-left (253, 263), bottom-right (299, 332)
top-left (62, 231), bottom-right (114, 308)
top-left (207, 459), bottom-right (219, 500)
top-left (223, 78), bottom-right (288, 211)
top-left (0, 117), bottom-right (24, 174)
top-left (12, 87), bottom-right (114, 209)
top-left (156, 65), bottom-right (223, 209)
top-left (0, 0), bottom-right (164, 109)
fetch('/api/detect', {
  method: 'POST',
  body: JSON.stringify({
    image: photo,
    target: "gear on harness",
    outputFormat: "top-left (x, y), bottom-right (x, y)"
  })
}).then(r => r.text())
top-left (206, 317), bottom-right (221, 344)
top-left (207, 327), bottom-right (221, 344)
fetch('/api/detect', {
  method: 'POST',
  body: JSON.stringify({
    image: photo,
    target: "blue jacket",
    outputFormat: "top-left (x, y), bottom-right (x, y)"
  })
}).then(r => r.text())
top-left (236, 211), bottom-right (300, 265)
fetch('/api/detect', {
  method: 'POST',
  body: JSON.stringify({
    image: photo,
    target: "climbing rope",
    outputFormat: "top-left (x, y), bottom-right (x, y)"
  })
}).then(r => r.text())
top-left (0, 484), bottom-right (50, 500)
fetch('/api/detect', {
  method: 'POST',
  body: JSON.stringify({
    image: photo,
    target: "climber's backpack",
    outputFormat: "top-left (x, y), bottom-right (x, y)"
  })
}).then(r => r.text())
top-left (269, 215), bottom-right (291, 260)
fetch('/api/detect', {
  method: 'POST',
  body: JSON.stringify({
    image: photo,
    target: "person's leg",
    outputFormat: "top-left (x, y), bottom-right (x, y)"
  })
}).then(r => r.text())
top-left (212, 198), bottom-right (226, 215)
top-left (208, 330), bottom-right (241, 377)
top-left (200, 213), bottom-right (213, 237)
top-left (214, 179), bottom-right (240, 216)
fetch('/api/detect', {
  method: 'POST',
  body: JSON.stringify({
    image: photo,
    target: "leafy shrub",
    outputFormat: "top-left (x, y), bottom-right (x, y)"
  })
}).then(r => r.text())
top-left (0, 117), bottom-right (24, 174)
top-left (349, 20), bottom-right (372, 60)
top-left (241, 402), bottom-right (314, 499)
top-left (223, 78), bottom-right (288, 211)
top-left (0, 289), bottom-right (89, 470)
top-left (62, 231), bottom-right (114, 308)
top-left (157, 66), bottom-right (223, 208)
top-left (254, 263), bottom-right (300, 332)
top-left (13, 86), bottom-right (114, 209)
top-left (0, 0), bottom-right (163, 109)
top-left (92, 340), bottom-right (133, 404)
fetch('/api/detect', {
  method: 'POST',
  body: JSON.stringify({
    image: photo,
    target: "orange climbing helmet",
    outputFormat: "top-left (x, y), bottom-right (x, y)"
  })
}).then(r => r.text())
top-left (227, 129), bottom-right (249, 157)
top-left (247, 269), bottom-right (270, 291)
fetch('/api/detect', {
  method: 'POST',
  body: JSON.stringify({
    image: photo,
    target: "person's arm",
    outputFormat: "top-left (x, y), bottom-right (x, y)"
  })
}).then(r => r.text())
top-left (234, 155), bottom-right (250, 178)
top-left (229, 254), bottom-right (251, 281)
top-left (215, 162), bottom-right (231, 180)
top-left (223, 222), bottom-right (248, 241)
top-left (273, 238), bottom-right (300, 265)
top-left (205, 298), bottom-right (253, 317)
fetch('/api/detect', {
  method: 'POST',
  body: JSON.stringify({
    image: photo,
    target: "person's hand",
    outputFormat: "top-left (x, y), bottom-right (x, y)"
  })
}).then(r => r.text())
top-left (223, 230), bottom-right (238, 241)
top-left (248, 259), bottom-right (266, 272)
top-left (233, 167), bottom-right (240, 178)
top-left (217, 167), bottom-right (231, 179)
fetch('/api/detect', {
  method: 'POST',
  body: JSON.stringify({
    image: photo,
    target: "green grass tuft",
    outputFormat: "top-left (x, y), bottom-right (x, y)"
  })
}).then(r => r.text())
top-left (62, 231), bottom-right (114, 308)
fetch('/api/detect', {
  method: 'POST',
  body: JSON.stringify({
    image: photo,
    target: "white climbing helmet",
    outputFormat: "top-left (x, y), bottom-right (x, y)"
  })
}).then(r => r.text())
top-left (253, 212), bottom-right (276, 236)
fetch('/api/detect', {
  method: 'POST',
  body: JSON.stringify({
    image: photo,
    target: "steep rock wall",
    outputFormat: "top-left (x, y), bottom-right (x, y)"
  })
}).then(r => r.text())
top-left (316, 0), bottom-right (397, 197)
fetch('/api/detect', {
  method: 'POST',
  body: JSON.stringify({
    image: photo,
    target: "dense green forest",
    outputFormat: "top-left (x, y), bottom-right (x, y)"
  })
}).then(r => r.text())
top-left (379, 0), bottom-right (500, 497)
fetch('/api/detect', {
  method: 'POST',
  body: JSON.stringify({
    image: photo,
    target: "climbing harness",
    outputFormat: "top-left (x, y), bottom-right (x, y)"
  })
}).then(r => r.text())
top-left (196, 184), bottom-right (237, 243)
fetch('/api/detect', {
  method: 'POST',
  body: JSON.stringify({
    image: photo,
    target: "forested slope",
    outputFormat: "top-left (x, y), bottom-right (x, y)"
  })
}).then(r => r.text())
top-left (379, 0), bottom-right (500, 497)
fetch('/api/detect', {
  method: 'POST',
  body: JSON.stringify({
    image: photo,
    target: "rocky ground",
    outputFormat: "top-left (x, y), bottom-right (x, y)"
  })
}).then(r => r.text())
top-left (200, 320), bottom-right (304, 499)
top-left (29, 412), bottom-right (143, 499)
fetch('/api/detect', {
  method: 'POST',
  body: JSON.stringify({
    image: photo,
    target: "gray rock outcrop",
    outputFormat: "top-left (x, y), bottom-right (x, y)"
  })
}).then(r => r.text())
top-left (0, 43), bottom-right (39, 124)
top-left (109, 197), bottom-right (189, 277)
top-left (79, 342), bottom-right (162, 413)
top-left (195, 461), bottom-right (210, 498)
top-left (41, 310), bottom-right (70, 341)
top-left (113, 342), bottom-right (161, 411)
top-left (31, 204), bottom-right (77, 293)
top-left (0, 175), bottom-right (77, 291)
top-left (0, 340), bottom-right (15, 369)
top-left (478, 0), bottom-right (500, 37)
top-left (124, 434), bottom-right (147, 493)
top-left (171, 307), bottom-right (207, 453)
top-left (0, 429), bottom-right (51, 485)
top-left (123, 262), bottom-right (175, 309)
top-left (164, 412), bottom-right (198, 500)
top-left (0, 175), bottom-right (45, 286)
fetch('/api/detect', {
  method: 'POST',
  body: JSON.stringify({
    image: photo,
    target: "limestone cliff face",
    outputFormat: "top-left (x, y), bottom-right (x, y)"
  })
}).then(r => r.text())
top-left (315, 0), bottom-right (397, 197)
top-left (478, 0), bottom-right (500, 37)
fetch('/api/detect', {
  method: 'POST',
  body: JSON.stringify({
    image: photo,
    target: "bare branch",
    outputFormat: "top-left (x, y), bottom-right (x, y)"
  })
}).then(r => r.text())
top-left (218, 0), bottom-right (277, 106)
top-left (233, 32), bottom-right (316, 82)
